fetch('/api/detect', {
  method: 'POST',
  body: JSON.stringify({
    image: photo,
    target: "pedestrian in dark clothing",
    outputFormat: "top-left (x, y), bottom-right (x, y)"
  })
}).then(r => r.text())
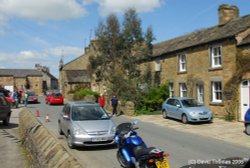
top-left (111, 95), bottom-right (118, 116)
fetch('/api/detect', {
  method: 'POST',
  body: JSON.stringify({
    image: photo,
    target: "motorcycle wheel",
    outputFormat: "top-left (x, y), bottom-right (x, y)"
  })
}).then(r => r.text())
top-left (117, 150), bottom-right (135, 168)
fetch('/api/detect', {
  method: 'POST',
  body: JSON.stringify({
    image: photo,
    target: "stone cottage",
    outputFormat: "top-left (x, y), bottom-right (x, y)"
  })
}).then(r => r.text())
top-left (0, 69), bottom-right (43, 95)
top-left (139, 4), bottom-right (250, 120)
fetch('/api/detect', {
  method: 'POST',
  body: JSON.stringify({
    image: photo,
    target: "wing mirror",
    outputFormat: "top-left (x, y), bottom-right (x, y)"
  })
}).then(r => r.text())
top-left (176, 104), bottom-right (181, 108)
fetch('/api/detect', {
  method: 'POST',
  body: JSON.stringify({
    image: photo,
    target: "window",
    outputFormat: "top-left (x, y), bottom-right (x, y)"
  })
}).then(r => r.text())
top-left (178, 53), bottom-right (186, 72)
top-left (179, 83), bottom-right (187, 97)
top-left (211, 81), bottom-right (222, 102)
top-left (210, 45), bottom-right (222, 68)
top-left (197, 84), bottom-right (204, 104)
top-left (154, 71), bottom-right (161, 87)
top-left (169, 82), bottom-right (174, 98)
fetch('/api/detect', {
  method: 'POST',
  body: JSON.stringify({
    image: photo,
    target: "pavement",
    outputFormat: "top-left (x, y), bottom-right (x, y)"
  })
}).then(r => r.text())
top-left (0, 108), bottom-right (249, 168)
top-left (0, 108), bottom-right (26, 168)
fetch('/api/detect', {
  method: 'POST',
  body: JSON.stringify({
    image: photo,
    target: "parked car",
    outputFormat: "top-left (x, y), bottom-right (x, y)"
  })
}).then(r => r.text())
top-left (22, 91), bottom-right (38, 104)
top-left (0, 93), bottom-right (12, 125)
top-left (244, 108), bottom-right (250, 135)
top-left (162, 97), bottom-right (213, 124)
top-left (58, 101), bottom-right (116, 148)
top-left (0, 88), bottom-right (13, 104)
top-left (46, 92), bottom-right (64, 105)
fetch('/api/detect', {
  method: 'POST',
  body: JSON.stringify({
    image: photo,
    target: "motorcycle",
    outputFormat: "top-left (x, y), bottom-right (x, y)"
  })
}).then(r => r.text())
top-left (115, 120), bottom-right (170, 168)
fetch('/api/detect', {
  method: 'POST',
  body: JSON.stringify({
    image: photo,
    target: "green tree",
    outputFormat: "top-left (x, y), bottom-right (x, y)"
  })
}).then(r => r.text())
top-left (89, 8), bottom-right (155, 101)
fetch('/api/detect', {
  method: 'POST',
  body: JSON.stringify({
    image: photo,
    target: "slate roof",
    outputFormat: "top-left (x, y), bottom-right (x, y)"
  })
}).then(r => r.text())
top-left (65, 70), bottom-right (91, 83)
top-left (0, 69), bottom-right (43, 77)
top-left (153, 14), bottom-right (250, 57)
top-left (239, 34), bottom-right (250, 46)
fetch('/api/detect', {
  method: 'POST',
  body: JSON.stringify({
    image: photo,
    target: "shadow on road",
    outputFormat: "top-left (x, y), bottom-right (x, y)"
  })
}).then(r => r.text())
top-left (0, 123), bottom-right (19, 129)
top-left (75, 144), bottom-right (117, 151)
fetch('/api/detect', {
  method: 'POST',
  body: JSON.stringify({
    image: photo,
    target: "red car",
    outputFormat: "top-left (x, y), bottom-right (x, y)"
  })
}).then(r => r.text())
top-left (4, 96), bottom-right (13, 104)
top-left (46, 92), bottom-right (64, 105)
top-left (21, 91), bottom-right (38, 104)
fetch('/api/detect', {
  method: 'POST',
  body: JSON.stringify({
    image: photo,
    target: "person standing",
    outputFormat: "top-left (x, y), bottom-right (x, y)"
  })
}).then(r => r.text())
top-left (111, 95), bottom-right (118, 116)
top-left (24, 91), bottom-right (28, 107)
top-left (98, 93), bottom-right (105, 109)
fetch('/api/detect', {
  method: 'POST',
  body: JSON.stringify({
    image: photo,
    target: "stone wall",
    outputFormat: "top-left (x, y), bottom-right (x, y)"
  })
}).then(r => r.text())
top-left (19, 108), bottom-right (83, 168)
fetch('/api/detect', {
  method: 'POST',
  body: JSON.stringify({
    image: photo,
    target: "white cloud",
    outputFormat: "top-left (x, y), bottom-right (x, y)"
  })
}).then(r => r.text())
top-left (0, 45), bottom-right (83, 77)
top-left (45, 46), bottom-right (84, 57)
top-left (0, 0), bottom-right (87, 21)
top-left (96, 0), bottom-right (164, 16)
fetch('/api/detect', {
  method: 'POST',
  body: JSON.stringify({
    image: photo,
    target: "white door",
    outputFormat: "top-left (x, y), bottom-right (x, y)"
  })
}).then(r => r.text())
top-left (4, 85), bottom-right (14, 92)
top-left (197, 84), bottom-right (204, 104)
top-left (241, 80), bottom-right (250, 121)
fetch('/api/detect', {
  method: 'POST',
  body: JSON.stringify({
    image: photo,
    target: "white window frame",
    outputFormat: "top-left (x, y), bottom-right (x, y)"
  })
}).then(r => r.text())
top-left (169, 82), bottom-right (174, 98)
top-left (179, 83), bottom-right (187, 97)
top-left (210, 45), bottom-right (222, 68)
top-left (178, 53), bottom-right (186, 72)
top-left (197, 84), bottom-right (204, 104)
top-left (211, 81), bottom-right (222, 103)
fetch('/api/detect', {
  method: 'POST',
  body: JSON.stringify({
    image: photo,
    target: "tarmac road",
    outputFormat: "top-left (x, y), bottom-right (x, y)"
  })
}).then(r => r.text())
top-left (1, 97), bottom-right (250, 168)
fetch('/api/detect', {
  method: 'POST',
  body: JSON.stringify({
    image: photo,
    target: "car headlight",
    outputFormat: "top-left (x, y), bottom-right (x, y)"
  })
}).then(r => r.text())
top-left (110, 126), bottom-right (116, 134)
top-left (190, 112), bottom-right (197, 116)
top-left (72, 126), bottom-right (86, 135)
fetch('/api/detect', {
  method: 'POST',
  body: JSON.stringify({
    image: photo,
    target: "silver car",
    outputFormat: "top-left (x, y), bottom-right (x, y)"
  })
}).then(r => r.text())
top-left (58, 101), bottom-right (116, 148)
top-left (162, 97), bottom-right (213, 124)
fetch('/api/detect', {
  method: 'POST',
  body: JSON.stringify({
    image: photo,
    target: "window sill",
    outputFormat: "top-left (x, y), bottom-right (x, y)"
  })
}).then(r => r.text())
top-left (208, 67), bottom-right (223, 71)
top-left (209, 102), bottom-right (224, 106)
top-left (177, 71), bottom-right (187, 75)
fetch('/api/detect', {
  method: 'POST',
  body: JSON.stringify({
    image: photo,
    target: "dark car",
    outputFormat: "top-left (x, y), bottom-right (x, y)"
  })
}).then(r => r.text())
top-left (0, 88), bottom-right (13, 104)
top-left (0, 93), bottom-right (12, 125)
top-left (244, 108), bottom-right (250, 135)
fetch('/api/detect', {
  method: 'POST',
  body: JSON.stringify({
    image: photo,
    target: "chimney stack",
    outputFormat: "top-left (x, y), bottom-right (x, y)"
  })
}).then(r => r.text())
top-left (218, 4), bottom-right (239, 25)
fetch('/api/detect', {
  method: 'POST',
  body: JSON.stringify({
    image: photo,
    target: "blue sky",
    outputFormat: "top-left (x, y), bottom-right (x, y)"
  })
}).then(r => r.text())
top-left (0, 0), bottom-right (249, 78)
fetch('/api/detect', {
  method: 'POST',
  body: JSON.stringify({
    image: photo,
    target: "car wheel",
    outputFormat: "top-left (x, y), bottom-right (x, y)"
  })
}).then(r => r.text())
top-left (162, 110), bottom-right (168, 119)
top-left (182, 114), bottom-right (188, 124)
top-left (58, 123), bottom-right (63, 135)
top-left (246, 124), bottom-right (250, 135)
top-left (3, 115), bottom-right (10, 126)
top-left (67, 132), bottom-right (75, 149)
top-left (117, 150), bottom-right (133, 168)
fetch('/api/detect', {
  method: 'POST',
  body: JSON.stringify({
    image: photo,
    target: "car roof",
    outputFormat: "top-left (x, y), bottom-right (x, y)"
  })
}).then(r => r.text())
top-left (168, 97), bottom-right (194, 100)
top-left (66, 101), bottom-right (99, 107)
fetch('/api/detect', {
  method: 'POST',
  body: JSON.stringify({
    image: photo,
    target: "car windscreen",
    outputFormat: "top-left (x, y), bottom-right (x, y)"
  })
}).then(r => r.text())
top-left (28, 92), bottom-right (36, 96)
top-left (53, 93), bottom-right (62, 97)
top-left (71, 106), bottom-right (109, 121)
top-left (181, 99), bottom-right (200, 107)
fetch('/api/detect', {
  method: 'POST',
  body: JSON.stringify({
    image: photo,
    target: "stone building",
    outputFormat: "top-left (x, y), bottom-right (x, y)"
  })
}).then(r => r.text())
top-left (35, 64), bottom-right (58, 92)
top-left (59, 41), bottom-right (97, 100)
top-left (139, 4), bottom-right (250, 120)
top-left (0, 69), bottom-right (43, 95)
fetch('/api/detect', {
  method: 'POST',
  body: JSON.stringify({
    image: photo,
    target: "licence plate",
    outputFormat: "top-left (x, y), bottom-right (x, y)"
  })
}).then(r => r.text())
top-left (155, 159), bottom-right (170, 168)
top-left (91, 137), bottom-right (108, 142)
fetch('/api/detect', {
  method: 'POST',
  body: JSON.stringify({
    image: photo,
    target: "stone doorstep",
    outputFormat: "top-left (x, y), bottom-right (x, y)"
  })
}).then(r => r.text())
top-left (127, 115), bottom-right (250, 147)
